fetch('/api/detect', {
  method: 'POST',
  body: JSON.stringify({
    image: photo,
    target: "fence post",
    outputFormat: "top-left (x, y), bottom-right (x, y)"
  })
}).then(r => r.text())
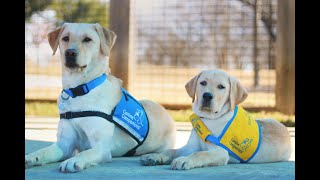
top-left (109, 0), bottom-right (135, 90)
top-left (275, 0), bottom-right (295, 114)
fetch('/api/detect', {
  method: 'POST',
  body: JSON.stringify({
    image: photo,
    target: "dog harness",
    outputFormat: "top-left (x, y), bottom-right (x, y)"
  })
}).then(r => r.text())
top-left (190, 105), bottom-right (261, 163)
top-left (59, 73), bottom-right (149, 157)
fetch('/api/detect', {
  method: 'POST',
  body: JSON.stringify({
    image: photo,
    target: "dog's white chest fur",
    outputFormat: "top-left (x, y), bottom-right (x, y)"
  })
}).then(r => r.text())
top-left (57, 80), bottom-right (121, 149)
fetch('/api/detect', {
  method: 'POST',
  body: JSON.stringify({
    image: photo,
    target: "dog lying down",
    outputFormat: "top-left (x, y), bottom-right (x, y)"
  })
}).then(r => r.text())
top-left (25, 23), bottom-right (176, 173)
top-left (140, 69), bottom-right (291, 170)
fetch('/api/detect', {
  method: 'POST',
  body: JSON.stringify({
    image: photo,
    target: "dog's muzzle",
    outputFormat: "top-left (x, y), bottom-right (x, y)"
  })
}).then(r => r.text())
top-left (201, 92), bottom-right (213, 110)
top-left (65, 49), bottom-right (78, 68)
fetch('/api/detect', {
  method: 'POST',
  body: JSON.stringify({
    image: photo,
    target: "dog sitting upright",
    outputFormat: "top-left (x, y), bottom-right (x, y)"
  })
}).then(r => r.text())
top-left (25, 23), bottom-right (176, 173)
top-left (140, 69), bottom-right (291, 170)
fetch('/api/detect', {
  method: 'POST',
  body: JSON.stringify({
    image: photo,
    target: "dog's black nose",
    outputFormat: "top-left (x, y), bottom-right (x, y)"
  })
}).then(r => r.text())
top-left (65, 49), bottom-right (78, 68)
top-left (203, 92), bottom-right (213, 101)
top-left (65, 49), bottom-right (78, 58)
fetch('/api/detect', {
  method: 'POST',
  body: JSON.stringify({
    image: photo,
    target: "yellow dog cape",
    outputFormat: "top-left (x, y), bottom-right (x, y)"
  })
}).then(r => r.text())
top-left (190, 105), bottom-right (261, 163)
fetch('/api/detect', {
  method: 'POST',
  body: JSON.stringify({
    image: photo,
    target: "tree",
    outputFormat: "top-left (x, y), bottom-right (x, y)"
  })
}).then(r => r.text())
top-left (141, 31), bottom-right (191, 66)
top-left (238, 0), bottom-right (276, 41)
top-left (238, 0), bottom-right (277, 70)
top-left (25, 0), bottom-right (109, 27)
top-left (48, 0), bottom-right (109, 27)
top-left (25, 0), bottom-right (53, 21)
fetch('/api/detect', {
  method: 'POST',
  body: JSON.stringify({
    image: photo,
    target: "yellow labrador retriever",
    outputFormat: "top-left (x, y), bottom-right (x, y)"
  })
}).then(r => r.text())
top-left (140, 69), bottom-right (291, 170)
top-left (25, 23), bottom-right (176, 173)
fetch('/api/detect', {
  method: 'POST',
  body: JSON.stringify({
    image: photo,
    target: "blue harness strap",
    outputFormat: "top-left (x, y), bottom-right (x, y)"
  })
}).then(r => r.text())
top-left (60, 75), bottom-right (149, 156)
top-left (62, 74), bottom-right (107, 98)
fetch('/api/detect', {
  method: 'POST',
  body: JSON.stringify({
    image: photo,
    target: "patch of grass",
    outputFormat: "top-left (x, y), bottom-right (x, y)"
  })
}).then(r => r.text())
top-left (26, 66), bottom-right (276, 107)
top-left (25, 101), bottom-right (295, 127)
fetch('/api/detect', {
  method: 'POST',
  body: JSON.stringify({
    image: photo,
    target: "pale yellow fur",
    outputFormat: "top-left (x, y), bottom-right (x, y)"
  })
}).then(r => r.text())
top-left (25, 23), bottom-right (176, 173)
top-left (140, 69), bottom-right (291, 170)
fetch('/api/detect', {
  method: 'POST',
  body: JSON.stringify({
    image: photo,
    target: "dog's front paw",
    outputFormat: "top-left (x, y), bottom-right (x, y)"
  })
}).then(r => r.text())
top-left (171, 157), bottom-right (195, 170)
top-left (25, 154), bottom-right (41, 169)
top-left (140, 153), bottom-right (170, 166)
top-left (59, 157), bottom-right (86, 173)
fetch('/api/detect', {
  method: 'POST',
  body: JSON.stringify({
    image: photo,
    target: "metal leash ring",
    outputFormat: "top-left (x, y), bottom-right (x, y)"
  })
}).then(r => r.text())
top-left (61, 90), bottom-right (70, 100)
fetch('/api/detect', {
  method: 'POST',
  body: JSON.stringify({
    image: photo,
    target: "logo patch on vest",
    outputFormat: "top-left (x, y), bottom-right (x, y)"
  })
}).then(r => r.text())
top-left (229, 138), bottom-right (253, 153)
top-left (121, 109), bottom-right (144, 129)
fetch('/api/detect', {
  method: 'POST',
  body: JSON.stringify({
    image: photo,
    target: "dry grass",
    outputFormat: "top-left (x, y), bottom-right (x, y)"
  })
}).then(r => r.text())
top-left (25, 59), bottom-right (62, 76)
top-left (26, 63), bottom-right (276, 107)
top-left (25, 101), bottom-right (294, 127)
top-left (167, 109), bottom-right (295, 127)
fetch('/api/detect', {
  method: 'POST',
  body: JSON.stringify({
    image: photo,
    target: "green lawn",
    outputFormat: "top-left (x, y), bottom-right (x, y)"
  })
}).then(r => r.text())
top-left (25, 101), bottom-right (295, 127)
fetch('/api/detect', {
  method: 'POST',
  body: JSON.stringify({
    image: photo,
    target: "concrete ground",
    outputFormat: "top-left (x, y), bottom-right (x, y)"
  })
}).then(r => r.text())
top-left (25, 117), bottom-right (295, 179)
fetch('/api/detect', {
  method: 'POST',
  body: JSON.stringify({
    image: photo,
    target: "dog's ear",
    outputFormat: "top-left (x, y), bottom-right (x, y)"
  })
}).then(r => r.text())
top-left (48, 25), bottom-right (65, 55)
top-left (229, 76), bottom-right (248, 110)
top-left (94, 23), bottom-right (117, 56)
top-left (185, 72), bottom-right (202, 103)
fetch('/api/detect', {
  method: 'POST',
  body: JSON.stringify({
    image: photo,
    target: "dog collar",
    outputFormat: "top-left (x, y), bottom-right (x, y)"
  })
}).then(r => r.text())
top-left (62, 73), bottom-right (107, 99)
top-left (190, 106), bottom-right (261, 163)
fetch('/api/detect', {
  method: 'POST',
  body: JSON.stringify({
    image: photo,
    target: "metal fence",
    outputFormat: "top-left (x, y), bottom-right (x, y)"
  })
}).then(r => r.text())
top-left (130, 0), bottom-right (277, 108)
top-left (25, 0), bottom-right (277, 109)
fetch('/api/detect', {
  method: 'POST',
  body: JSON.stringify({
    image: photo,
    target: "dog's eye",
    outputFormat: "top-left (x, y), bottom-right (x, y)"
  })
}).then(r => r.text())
top-left (200, 81), bottom-right (207, 86)
top-left (83, 37), bottom-right (92, 42)
top-left (62, 36), bottom-right (69, 42)
top-left (218, 84), bottom-right (225, 89)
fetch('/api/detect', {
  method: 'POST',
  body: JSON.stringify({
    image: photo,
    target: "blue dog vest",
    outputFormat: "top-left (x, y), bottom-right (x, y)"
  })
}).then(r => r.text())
top-left (112, 88), bottom-right (149, 143)
top-left (59, 74), bottom-right (149, 156)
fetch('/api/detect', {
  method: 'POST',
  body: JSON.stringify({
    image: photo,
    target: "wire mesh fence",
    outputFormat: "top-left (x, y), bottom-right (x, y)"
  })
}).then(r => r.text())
top-left (25, 0), bottom-right (277, 109)
top-left (130, 0), bottom-right (277, 107)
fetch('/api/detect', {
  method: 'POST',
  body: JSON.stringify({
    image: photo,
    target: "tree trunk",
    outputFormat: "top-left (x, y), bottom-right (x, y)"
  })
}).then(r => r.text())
top-left (268, 0), bottom-right (275, 69)
top-left (275, 0), bottom-right (295, 115)
top-left (253, 0), bottom-right (259, 87)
